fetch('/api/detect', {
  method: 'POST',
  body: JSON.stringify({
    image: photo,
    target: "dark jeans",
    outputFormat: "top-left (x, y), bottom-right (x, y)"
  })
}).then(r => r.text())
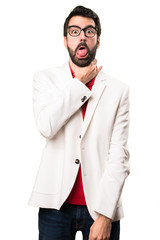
top-left (39, 202), bottom-right (120, 240)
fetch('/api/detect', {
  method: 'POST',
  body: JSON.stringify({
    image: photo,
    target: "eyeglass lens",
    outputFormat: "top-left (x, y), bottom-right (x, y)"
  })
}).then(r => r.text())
top-left (68, 26), bottom-right (96, 38)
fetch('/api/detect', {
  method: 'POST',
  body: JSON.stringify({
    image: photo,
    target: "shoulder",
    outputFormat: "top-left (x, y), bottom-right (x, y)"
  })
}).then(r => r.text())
top-left (104, 72), bottom-right (129, 89)
top-left (102, 72), bottom-right (130, 94)
top-left (34, 62), bottom-right (68, 79)
top-left (33, 62), bottom-right (71, 88)
top-left (98, 71), bottom-right (130, 101)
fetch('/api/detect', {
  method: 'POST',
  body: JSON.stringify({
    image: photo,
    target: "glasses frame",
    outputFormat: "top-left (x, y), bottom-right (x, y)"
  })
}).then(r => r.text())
top-left (67, 25), bottom-right (97, 38)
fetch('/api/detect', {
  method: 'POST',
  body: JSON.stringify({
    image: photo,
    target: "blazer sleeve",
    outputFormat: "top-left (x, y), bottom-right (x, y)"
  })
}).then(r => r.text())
top-left (94, 85), bottom-right (130, 220)
top-left (33, 71), bottom-right (91, 139)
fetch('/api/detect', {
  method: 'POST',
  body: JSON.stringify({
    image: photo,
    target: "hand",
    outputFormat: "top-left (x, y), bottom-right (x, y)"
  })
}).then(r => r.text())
top-left (89, 214), bottom-right (112, 240)
top-left (73, 59), bottom-right (102, 85)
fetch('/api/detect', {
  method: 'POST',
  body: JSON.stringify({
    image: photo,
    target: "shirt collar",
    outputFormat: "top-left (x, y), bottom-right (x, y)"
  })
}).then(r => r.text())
top-left (69, 64), bottom-right (75, 78)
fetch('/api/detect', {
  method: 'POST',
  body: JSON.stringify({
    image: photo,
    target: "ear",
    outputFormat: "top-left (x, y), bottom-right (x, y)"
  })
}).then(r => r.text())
top-left (64, 36), bottom-right (67, 49)
top-left (97, 37), bottom-right (100, 49)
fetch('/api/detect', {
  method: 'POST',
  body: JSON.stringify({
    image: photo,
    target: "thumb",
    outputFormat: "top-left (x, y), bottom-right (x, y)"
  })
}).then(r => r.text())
top-left (97, 65), bottom-right (103, 73)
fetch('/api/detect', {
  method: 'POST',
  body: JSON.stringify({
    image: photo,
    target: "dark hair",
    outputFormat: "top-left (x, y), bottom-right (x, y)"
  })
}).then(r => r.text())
top-left (64, 5), bottom-right (101, 37)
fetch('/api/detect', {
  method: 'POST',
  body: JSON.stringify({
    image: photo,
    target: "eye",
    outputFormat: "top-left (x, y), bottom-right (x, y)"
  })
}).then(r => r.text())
top-left (86, 29), bottom-right (92, 34)
top-left (72, 29), bottom-right (79, 34)
top-left (69, 27), bottom-right (80, 36)
top-left (85, 28), bottom-right (95, 36)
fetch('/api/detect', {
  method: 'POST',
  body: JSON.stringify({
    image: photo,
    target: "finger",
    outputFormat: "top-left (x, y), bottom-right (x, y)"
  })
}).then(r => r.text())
top-left (97, 66), bottom-right (103, 73)
top-left (88, 230), bottom-right (92, 240)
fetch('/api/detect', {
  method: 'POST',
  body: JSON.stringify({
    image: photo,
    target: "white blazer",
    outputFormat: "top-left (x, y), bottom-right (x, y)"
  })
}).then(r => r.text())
top-left (29, 62), bottom-right (130, 221)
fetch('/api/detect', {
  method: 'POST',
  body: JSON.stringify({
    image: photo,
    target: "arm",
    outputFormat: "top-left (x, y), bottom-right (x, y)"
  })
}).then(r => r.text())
top-left (94, 85), bottom-right (130, 220)
top-left (89, 86), bottom-right (130, 240)
top-left (33, 72), bottom-right (91, 139)
top-left (33, 60), bottom-right (102, 139)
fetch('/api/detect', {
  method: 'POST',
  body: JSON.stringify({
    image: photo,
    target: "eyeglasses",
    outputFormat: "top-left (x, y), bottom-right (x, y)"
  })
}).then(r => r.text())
top-left (67, 25), bottom-right (97, 38)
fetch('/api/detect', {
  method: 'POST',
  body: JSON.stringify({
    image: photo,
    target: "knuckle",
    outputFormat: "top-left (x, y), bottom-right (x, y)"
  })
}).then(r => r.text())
top-left (98, 237), bottom-right (102, 240)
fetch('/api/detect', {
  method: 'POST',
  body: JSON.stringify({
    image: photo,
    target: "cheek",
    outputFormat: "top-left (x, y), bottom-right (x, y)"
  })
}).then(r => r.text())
top-left (68, 41), bottom-right (78, 51)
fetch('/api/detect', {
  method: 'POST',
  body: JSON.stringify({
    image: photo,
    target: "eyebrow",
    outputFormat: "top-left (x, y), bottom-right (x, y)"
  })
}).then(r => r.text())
top-left (68, 25), bottom-right (96, 29)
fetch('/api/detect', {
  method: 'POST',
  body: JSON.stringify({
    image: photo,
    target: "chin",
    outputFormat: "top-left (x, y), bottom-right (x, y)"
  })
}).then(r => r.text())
top-left (73, 57), bottom-right (93, 68)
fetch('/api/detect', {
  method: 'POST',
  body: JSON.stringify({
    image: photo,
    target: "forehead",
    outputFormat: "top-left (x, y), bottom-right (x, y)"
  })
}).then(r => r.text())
top-left (68, 16), bottom-right (95, 28)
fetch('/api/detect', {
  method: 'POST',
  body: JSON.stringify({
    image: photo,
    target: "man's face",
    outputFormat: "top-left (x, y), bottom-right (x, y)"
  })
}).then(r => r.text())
top-left (64, 16), bottom-right (100, 67)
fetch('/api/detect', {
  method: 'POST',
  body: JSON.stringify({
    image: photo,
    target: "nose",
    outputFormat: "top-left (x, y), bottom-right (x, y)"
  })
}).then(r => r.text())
top-left (80, 29), bottom-right (86, 42)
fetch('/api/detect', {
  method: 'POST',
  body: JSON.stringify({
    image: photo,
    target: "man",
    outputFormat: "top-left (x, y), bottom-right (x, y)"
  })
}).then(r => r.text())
top-left (29, 5), bottom-right (130, 240)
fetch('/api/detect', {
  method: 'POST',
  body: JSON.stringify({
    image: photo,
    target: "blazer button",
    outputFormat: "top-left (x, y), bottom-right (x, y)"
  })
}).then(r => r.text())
top-left (81, 96), bottom-right (87, 102)
top-left (75, 159), bottom-right (80, 164)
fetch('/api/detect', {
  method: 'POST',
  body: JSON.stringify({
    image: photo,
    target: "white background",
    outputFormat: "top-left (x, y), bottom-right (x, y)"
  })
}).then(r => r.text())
top-left (0, 0), bottom-right (160, 239)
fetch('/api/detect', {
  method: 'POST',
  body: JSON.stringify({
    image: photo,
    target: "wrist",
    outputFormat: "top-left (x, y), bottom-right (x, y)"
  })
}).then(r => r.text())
top-left (99, 214), bottom-right (112, 223)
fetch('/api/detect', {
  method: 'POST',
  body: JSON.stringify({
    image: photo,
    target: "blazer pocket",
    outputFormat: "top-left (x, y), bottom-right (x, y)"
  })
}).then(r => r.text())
top-left (33, 148), bottom-right (62, 195)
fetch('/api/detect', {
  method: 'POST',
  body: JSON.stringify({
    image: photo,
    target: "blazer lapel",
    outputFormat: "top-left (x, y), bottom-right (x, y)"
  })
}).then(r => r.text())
top-left (81, 72), bottom-right (107, 139)
top-left (62, 62), bottom-right (107, 139)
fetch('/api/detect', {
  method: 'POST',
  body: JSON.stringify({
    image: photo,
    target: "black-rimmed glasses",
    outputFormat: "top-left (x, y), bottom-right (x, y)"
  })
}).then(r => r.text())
top-left (67, 25), bottom-right (97, 38)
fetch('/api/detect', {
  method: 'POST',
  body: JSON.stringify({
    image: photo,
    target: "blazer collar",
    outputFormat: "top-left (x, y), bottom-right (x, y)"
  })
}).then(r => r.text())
top-left (81, 72), bottom-right (107, 139)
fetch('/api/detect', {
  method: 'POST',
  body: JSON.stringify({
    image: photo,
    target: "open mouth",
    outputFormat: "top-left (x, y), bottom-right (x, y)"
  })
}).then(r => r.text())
top-left (79, 46), bottom-right (86, 50)
top-left (76, 46), bottom-right (89, 58)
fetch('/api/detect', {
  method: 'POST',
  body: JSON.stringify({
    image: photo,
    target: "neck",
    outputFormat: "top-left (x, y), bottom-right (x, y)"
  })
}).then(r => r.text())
top-left (68, 58), bottom-right (79, 72)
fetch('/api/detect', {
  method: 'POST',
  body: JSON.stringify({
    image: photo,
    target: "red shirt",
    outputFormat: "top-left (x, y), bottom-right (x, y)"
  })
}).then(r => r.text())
top-left (66, 66), bottom-right (95, 205)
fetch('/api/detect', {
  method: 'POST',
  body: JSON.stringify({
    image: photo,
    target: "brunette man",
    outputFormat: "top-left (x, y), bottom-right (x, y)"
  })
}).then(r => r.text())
top-left (29, 5), bottom-right (130, 240)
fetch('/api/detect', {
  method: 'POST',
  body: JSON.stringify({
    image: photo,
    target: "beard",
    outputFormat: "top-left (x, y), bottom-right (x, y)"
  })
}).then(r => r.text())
top-left (67, 42), bottom-right (98, 67)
